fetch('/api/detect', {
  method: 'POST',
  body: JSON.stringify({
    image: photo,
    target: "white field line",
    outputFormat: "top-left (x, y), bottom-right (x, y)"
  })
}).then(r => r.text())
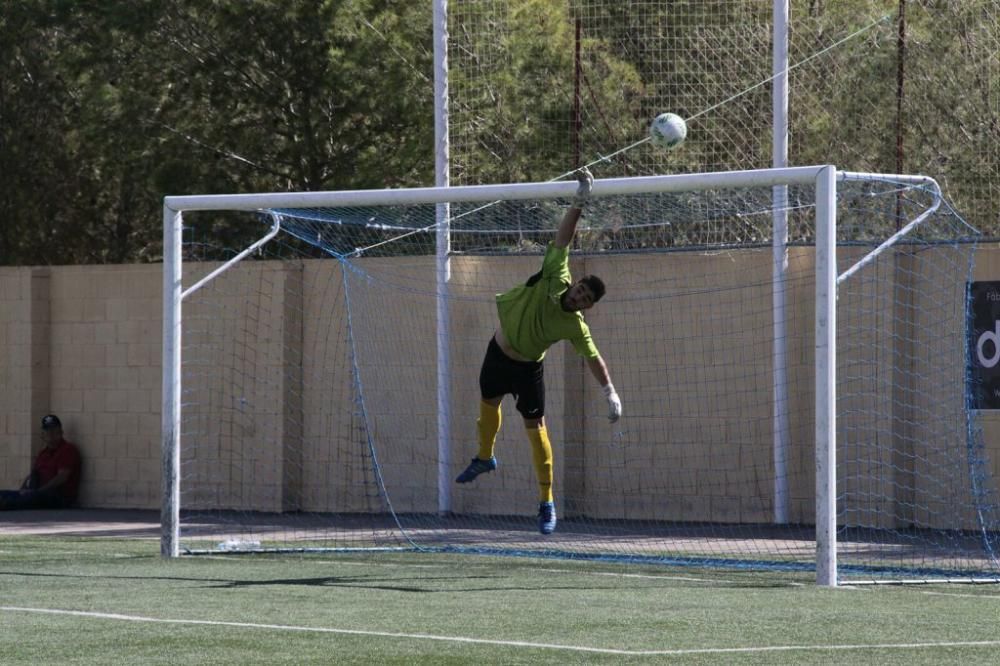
top-left (3, 606), bottom-right (1000, 657)
top-left (921, 591), bottom-right (1000, 601)
top-left (533, 568), bottom-right (744, 584)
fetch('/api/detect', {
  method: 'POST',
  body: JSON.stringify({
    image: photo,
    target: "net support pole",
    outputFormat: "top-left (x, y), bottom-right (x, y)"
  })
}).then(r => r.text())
top-left (815, 165), bottom-right (837, 586)
top-left (771, 0), bottom-right (791, 524)
top-left (433, 0), bottom-right (452, 515)
top-left (161, 204), bottom-right (182, 557)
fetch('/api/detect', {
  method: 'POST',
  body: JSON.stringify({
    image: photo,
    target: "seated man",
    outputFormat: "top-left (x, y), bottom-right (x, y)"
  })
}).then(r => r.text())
top-left (0, 414), bottom-right (82, 511)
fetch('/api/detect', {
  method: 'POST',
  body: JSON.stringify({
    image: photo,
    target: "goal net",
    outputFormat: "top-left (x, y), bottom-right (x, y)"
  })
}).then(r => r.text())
top-left (162, 167), bottom-right (999, 584)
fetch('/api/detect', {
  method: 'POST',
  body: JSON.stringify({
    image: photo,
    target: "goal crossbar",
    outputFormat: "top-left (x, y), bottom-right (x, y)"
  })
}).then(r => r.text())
top-left (164, 166), bottom-right (834, 213)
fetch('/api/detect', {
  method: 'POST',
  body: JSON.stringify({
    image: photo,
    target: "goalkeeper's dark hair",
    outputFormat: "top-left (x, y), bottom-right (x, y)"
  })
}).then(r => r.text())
top-left (581, 275), bottom-right (606, 303)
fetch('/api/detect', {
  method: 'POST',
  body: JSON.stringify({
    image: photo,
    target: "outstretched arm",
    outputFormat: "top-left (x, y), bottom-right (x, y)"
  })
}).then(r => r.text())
top-left (585, 355), bottom-right (622, 423)
top-left (553, 167), bottom-right (594, 249)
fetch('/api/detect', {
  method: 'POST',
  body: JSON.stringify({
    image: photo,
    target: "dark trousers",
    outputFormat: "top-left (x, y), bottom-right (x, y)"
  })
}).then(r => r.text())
top-left (0, 489), bottom-right (71, 511)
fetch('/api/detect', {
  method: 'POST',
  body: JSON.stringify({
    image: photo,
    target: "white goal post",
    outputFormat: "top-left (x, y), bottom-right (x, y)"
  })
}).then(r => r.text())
top-left (161, 165), bottom-right (977, 586)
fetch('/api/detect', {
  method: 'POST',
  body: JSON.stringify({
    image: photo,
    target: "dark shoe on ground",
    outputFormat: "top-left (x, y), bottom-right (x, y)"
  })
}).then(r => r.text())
top-left (538, 501), bottom-right (557, 535)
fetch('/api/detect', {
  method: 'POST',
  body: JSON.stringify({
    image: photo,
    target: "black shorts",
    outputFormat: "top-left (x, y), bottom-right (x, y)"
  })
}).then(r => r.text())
top-left (479, 336), bottom-right (545, 419)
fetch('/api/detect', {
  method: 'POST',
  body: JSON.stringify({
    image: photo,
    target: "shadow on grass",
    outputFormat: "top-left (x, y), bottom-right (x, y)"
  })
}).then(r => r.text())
top-left (0, 568), bottom-right (669, 593)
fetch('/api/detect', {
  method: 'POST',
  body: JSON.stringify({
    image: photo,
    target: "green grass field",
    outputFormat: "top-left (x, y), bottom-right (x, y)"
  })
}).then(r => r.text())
top-left (2, 535), bottom-right (999, 664)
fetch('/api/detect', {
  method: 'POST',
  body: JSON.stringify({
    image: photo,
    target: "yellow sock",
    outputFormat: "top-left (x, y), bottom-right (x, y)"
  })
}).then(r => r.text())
top-left (526, 425), bottom-right (554, 503)
top-left (477, 401), bottom-right (501, 460)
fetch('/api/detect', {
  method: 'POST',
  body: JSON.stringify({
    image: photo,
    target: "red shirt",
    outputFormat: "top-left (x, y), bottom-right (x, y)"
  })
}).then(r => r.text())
top-left (32, 439), bottom-right (82, 502)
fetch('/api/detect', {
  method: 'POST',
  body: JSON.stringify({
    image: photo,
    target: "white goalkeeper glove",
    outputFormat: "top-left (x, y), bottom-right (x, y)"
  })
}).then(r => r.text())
top-left (572, 166), bottom-right (594, 208)
top-left (602, 383), bottom-right (622, 423)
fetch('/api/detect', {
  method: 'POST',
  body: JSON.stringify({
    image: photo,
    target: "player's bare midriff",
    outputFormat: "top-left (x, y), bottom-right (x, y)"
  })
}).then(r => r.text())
top-left (494, 328), bottom-right (532, 363)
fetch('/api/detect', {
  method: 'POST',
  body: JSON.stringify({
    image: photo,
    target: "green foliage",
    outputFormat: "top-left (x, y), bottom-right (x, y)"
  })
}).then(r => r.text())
top-left (0, 0), bottom-right (434, 264)
top-left (1, 0), bottom-right (999, 265)
top-left (449, 0), bottom-right (572, 183)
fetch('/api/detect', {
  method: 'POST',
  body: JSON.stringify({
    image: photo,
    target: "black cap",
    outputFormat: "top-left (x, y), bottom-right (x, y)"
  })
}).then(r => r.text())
top-left (41, 414), bottom-right (62, 430)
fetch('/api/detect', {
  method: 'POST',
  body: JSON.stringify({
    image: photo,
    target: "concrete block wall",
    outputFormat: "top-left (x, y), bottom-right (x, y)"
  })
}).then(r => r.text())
top-left (52, 265), bottom-right (161, 507)
top-left (0, 265), bottom-right (163, 506)
top-left (0, 245), bottom-right (996, 531)
top-left (0, 268), bottom-right (55, 490)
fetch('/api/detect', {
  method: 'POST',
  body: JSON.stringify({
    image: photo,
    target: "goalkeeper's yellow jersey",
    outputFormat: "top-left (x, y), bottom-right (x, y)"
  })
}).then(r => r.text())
top-left (495, 242), bottom-right (600, 362)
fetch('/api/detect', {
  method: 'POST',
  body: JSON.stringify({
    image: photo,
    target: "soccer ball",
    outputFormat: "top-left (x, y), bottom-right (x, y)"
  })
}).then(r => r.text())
top-left (649, 112), bottom-right (687, 150)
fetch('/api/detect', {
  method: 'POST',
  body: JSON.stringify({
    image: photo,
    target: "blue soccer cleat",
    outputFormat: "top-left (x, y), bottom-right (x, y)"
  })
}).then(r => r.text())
top-left (455, 456), bottom-right (497, 483)
top-left (537, 501), bottom-right (557, 535)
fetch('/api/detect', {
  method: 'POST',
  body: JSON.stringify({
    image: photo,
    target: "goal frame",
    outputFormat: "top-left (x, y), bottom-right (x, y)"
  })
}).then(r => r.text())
top-left (161, 165), bottom-right (941, 586)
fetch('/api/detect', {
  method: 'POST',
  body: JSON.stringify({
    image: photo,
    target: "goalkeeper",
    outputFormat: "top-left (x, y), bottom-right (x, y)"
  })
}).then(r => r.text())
top-left (455, 166), bottom-right (622, 535)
